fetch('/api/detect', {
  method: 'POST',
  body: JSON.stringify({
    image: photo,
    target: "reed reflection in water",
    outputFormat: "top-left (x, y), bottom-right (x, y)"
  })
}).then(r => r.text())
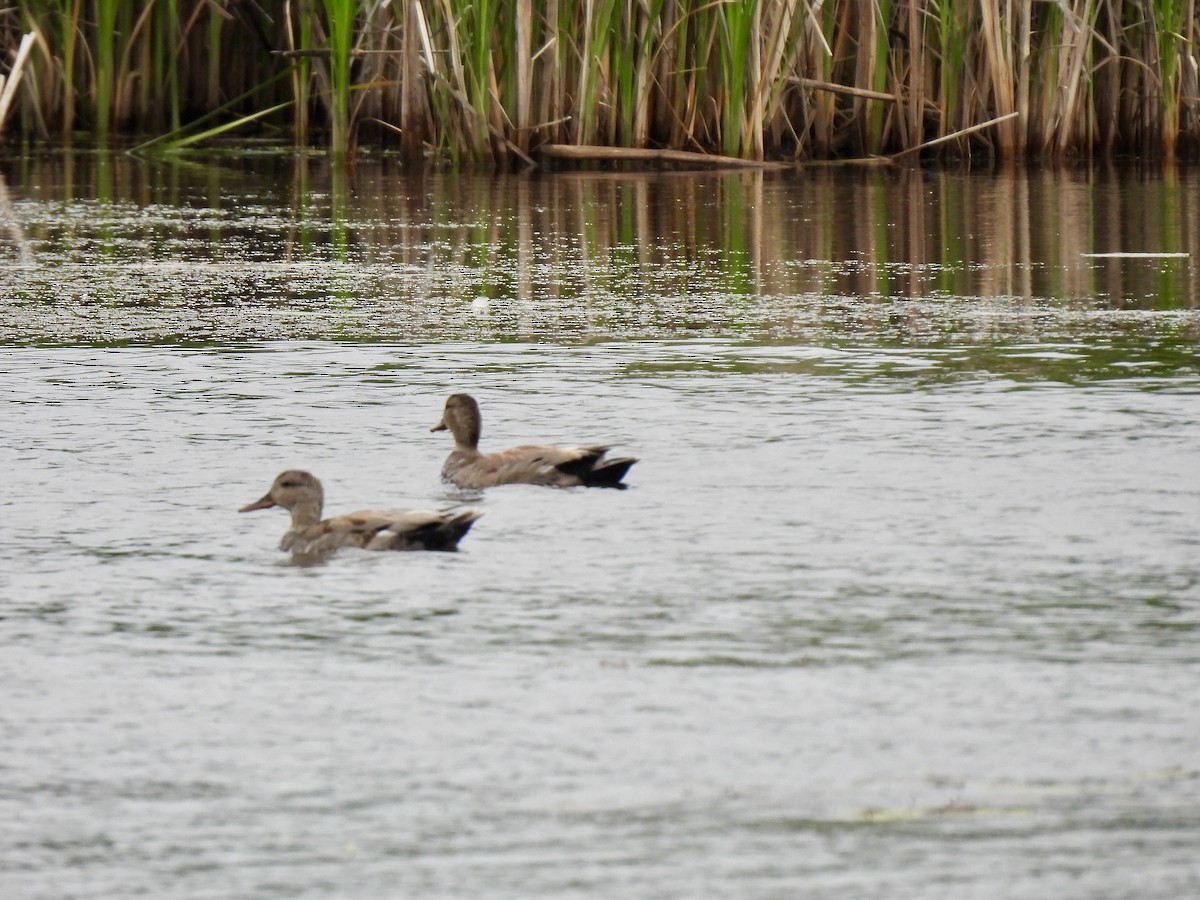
top-left (0, 155), bottom-right (1198, 350)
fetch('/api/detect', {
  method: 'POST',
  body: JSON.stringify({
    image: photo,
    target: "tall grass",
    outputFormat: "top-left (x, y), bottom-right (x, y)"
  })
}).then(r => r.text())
top-left (4, 0), bottom-right (1200, 162)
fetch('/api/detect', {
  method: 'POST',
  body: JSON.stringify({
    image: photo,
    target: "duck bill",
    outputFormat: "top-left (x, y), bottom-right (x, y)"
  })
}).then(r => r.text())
top-left (430, 420), bottom-right (447, 432)
top-left (238, 493), bottom-right (277, 513)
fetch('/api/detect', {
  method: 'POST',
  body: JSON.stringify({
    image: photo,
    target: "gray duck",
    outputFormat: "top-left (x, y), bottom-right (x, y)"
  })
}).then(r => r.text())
top-left (239, 470), bottom-right (481, 554)
top-left (430, 393), bottom-right (637, 489)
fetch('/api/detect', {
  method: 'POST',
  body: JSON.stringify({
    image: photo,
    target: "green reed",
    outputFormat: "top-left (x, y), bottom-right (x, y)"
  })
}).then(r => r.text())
top-left (865, 0), bottom-right (888, 155)
top-left (576, 0), bottom-right (619, 146)
top-left (322, 0), bottom-right (356, 155)
top-left (1148, 0), bottom-right (1190, 157)
top-left (93, 0), bottom-right (118, 141)
top-left (614, 0), bottom-right (640, 148)
top-left (60, 0), bottom-right (82, 140)
top-left (935, 0), bottom-right (968, 141)
top-left (287, 0), bottom-right (314, 147)
top-left (156, 0), bottom-right (181, 133)
top-left (462, 0), bottom-right (499, 158)
top-left (716, 0), bottom-right (754, 159)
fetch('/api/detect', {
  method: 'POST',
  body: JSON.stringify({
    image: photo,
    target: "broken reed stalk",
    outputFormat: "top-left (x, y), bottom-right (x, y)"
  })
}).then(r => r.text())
top-left (537, 143), bottom-right (790, 169)
top-left (887, 112), bottom-right (1021, 161)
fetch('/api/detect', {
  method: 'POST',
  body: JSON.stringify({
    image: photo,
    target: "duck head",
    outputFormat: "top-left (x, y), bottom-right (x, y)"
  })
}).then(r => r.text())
top-left (431, 393), bottom-right (482, 448)
top-left (239, 470), bottom-right (325, 525)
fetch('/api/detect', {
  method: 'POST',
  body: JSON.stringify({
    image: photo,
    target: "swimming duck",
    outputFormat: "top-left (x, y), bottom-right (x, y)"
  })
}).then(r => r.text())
top-left (239, 470), bottom-right (481, 554)
top-left (430, 393), bottom-right (637, 489)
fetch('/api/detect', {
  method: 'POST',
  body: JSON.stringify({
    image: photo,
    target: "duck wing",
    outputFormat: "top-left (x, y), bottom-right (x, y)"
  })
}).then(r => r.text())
top-left (359, 507), bottom-right (483, 551)
top-left (282, 511), bottom-right (401, 554)
top-left (479, 444), bottom-right (610, 486)
top-left (509, 444), bottom-right (637, 487)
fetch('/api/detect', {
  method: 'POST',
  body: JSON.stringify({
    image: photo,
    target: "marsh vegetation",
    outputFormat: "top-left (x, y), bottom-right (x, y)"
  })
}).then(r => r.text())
top-left (2, 1), bottom-right (1200, 164)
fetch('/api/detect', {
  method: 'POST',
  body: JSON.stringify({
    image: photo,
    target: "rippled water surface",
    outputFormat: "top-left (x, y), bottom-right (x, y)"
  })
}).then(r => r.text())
top-left (2, 155), bottom-right (1199, 898)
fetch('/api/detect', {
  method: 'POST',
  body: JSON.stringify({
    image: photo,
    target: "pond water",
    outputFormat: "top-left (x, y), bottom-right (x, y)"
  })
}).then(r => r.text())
top-left (1, 153), bottom-right (1198, 899)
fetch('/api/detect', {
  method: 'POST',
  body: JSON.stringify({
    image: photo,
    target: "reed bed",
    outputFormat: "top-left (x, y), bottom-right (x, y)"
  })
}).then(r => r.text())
top-left (3, 1), bottom-right (1200, 163)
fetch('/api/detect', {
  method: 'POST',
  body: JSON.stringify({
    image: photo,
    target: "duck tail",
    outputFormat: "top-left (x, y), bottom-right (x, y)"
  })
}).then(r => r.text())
top-left (433, 509), bottom-right (484, 549)
top-left (582, 456), bottom-right (638, 488)
top-left (381, 509), bottom-right (482, 551)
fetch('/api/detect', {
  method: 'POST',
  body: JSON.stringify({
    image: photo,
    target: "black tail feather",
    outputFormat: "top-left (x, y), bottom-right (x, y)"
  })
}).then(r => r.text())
top-left (581, 456), bottom-right (637, 488)
top-left (386, 511), bottom-right (481, 551)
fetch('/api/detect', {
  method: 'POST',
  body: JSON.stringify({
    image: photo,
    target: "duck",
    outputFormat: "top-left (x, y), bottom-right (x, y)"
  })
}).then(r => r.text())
top-left (239, 470), bottom-right (481, 555)
top-left (430, 393), bottom-right (637, 489)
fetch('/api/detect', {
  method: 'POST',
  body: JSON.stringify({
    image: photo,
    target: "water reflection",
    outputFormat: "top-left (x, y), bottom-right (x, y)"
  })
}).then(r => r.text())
top-left (0, 155), bottom-right (1198, 334)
